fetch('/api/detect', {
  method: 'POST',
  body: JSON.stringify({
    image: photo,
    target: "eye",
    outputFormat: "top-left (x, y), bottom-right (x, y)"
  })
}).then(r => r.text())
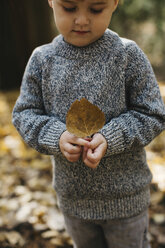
top-left (90, 8), bottom-right (103, 14)
top-left (63, 6), bottom-right (76, 12)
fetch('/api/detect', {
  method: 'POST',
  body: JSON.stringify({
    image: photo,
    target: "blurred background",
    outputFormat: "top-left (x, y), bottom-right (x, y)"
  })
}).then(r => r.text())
top-left (0, 0), bottom-right (165, 247)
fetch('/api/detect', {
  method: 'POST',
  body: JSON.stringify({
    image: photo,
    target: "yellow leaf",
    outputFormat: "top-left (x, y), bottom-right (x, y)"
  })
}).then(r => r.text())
top-left (66, 98), bottom-right (105, 138)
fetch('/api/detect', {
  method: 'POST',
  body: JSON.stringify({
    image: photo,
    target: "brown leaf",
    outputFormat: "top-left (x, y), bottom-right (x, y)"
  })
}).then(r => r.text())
top-left (0, 231), bottom-right (25, 246)
top-left (66, 98), bottom-right (105, 138)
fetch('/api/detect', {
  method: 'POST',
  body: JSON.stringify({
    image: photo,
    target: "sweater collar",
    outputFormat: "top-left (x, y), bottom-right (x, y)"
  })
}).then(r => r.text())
top-left (52, 29), bottom-right (118, 60)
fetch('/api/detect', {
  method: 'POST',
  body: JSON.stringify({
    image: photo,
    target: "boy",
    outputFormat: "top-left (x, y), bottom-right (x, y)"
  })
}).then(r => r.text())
top-left (12, 0), bottom-right (165, 247)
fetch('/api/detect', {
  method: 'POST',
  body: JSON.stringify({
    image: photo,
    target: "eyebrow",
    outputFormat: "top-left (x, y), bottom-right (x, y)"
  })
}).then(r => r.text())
top-left (60, 0), bottom-right (107, 4)
top-left (60, 0), bottom-right (76, 3)
top-left (91, 2), bottom-right (107, 5)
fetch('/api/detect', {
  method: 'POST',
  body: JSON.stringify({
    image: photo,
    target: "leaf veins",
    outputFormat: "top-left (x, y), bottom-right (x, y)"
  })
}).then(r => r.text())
top-left (66, 98), bottom-right (105, 138)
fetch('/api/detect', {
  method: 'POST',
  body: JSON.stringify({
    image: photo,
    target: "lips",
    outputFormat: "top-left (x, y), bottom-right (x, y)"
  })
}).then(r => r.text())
top-left (73, 30), bottom-right (90, 35)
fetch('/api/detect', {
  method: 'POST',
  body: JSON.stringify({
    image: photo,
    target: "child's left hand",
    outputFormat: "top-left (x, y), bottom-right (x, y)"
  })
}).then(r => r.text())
top-left (82, 133), bottom-right (107, 169)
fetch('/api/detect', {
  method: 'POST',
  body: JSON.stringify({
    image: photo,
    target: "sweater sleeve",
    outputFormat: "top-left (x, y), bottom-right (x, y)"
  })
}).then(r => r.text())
top-left (100, 41), bottom-right (165, 156)
top-left (12, 48), bottom-right (66, 155)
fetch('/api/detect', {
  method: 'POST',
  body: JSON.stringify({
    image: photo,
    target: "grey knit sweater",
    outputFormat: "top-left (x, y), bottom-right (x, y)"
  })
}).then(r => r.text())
top-left (12, 29), bottom-right (165, 220)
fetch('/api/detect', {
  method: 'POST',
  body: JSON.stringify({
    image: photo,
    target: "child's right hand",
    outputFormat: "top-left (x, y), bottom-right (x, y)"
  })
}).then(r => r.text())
top-left (59, 131), bottom-right (90, 163)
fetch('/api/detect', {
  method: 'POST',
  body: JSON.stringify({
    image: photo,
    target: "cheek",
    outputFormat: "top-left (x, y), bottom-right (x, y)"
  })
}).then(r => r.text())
top-left (55, 15), bottom-right (72, 32)
top-left (94, 12), bottom-right (111, 27)
top-left (93, 18), bottom-right (110, 33)
top-left (54, 15), bottom-right (66, 30)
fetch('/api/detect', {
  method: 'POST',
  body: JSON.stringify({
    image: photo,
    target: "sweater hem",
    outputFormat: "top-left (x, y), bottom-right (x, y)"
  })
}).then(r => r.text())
top-left (58, 187), bottom-right (150, 220)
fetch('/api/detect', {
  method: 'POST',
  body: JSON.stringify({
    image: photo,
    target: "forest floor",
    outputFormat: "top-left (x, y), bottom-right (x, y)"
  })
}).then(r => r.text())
top-left (0, 88), bottom-right (165, 248)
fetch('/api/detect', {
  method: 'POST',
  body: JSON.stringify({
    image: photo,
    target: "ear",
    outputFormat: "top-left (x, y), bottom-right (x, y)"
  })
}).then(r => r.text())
top-left (113, 0), bottom-right (119, 12)
top-left (48, 0), bottom-right (53, 8)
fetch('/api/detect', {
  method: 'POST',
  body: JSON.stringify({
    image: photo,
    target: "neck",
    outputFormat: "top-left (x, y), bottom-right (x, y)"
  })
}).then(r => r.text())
top-left (52, 29), bottom-right (118, 59)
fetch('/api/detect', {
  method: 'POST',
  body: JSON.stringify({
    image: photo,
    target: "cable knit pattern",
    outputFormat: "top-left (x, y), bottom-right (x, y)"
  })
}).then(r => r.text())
top-left (12, 29), bottom-right (165, 220)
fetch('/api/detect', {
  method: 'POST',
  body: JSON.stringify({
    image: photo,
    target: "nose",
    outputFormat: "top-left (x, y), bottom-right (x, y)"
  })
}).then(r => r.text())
top-left (74, 12), bottom-right (90, 26)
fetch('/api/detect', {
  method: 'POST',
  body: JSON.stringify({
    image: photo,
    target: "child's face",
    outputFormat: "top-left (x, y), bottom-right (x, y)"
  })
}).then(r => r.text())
top-left (48, 0), bottom-right (119, 47)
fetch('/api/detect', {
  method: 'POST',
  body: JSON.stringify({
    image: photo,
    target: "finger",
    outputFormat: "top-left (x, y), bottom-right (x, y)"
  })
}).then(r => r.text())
top-left (86, 147), bottom-right (102, 163)
top-left (84, 148), bottom-right (100, 165)
top-left (83, 145), bottom-right (88, 152)
top-left (68, 135), bottom-right (90, 147)
top-left (64, 151), bottom-right (81, 162)
top-left (88, 135), bottom-right (101, 150)
top-left (64, 143), bottom-right (82, 154)
top-left (83, 154), bottom-right (99, 169)
top-left (82, 146), bottom-right (87, 161)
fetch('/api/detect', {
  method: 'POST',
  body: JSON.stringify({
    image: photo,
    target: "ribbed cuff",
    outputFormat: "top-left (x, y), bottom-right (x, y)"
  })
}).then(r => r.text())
top-left (99, 121), bottom-right (127, 156)
top-left (40, 121), bottom-right (66, 154)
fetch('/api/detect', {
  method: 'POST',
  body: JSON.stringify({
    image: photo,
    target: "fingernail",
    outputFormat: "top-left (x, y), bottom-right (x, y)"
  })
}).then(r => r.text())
top-left (85, 137), bottom-right (92, 142)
